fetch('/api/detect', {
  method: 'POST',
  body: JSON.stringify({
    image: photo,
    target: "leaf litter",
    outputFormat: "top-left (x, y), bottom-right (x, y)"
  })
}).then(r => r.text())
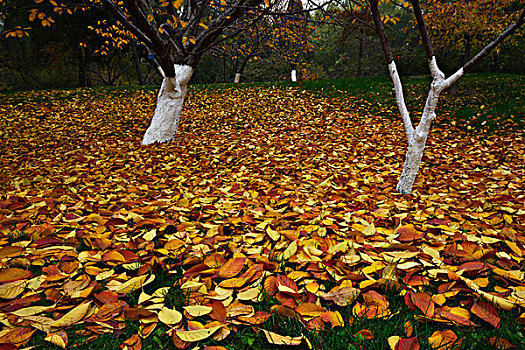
top-left (0, 85), bottom-right (523, 348)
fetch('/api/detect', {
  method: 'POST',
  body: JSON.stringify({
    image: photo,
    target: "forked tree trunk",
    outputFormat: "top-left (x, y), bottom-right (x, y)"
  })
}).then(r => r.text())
top-left (394, 58), bottom-right (456, 194)
top-left (142, 65), bottom-right (194, 145)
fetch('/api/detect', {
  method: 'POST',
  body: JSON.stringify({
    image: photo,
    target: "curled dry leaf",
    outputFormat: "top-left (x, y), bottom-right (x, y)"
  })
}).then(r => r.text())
top-left (45, 330), bottom-right (68, 349)
top-left (261, 329), bottom-right (303, 346)
top-left (320, 287), bottom-right (360, 306)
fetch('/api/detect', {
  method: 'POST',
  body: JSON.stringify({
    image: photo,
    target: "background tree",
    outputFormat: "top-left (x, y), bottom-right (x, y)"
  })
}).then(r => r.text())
top-left (423, 0), bottom-right (523, 73)
top-left (213, 14), bottom-right (274, 83)
top-left (270, 0), bottom-right (314, 81)
top-left (96, 0), bottom-right (272, 145)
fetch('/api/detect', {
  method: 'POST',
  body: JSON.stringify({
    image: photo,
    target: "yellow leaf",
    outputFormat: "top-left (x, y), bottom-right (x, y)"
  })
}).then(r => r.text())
top-left (362, 223), bottom-right (376, 236)
top-left (184, 305), bottom-right (213, 317)
top-left (138, 291), bottom-right (152, 305)
top-left (237, 287), bottom-right (260, 301)
top-left (158, 307), bottom-right (182, 325)
top-left (175, 325), bottom-right (223, 342)
top-left (295, 303), bottom-right (326, 317)
top-left (0, 280), bottom-right (26, 299)
top-left (428, 330), bottom-right (459, 349)
top-left (50, 302), bottom-right (91, 328)
top-left (280, 240), bottom-right (297, 261)
top-left (266, 227), bottom-right (280, 241)
top-left (388, 336), bottom-right (400, 350)
top-left (45, 330), bottom-right (68, 349)
top-left (13, 305), bottom-right (54, 317)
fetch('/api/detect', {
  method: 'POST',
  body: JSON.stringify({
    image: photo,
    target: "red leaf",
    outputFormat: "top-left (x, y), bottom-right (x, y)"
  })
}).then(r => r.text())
top-left (396, 336), bottom-right (420, 350)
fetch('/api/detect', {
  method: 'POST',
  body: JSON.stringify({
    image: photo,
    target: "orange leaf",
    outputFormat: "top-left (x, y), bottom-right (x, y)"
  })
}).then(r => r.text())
top-left (208, 300), bottom-right (227, 323)
top-left (121, 334), bottom-right (141, 350)
top-left (264, 276), bottom-right (277, 296)
top-left (218, 257), bottom-right (246, 278)
top-left (0, 327), bottom-right (35, 345)
top-left (471, 302), bottom-right (500, 328)
top-left (428, 330), bottom-right (459, 350)
top-left (295, 302), bottom-right (326, 317)
top-left (410, 292), bottom-right (435, 318)
top-left (237, 311), bottom-right (271, 324)
top-left (322, 311), bottom-right (344, 327)
top-left (363, 290), bottom-right (389, 309)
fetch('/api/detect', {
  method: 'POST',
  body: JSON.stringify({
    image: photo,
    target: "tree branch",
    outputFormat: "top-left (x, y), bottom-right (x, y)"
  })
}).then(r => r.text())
top-left (369, 0), bottom-right (413, 139)
top-left (444, 7), bottom-right (525, 88)
top-left (410, 0), bottom-right (433, 59)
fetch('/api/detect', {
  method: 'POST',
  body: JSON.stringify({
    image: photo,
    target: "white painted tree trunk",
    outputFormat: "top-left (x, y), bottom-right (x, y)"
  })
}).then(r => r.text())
top-left (291, 69), bottom-right (297, 82)
top-left (142, 65), bottom-right (194, 145)
top-left (234, 73), bottom-right (242, 83)
top-left (393, 58), bottom-right (463, 194)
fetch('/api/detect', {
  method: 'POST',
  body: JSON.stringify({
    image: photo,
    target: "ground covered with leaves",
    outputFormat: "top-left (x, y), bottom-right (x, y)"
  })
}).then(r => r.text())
top-left (0, 75), bottom-right (524, 349)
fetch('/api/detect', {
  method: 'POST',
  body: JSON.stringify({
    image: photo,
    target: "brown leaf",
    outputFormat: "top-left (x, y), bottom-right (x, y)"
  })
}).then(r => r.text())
top-left (490, 337), bottom-right (516, 349)
top-left (0, 268), bottom-right (31, 284)
top-left (121, 334), bottom-right (142, 350)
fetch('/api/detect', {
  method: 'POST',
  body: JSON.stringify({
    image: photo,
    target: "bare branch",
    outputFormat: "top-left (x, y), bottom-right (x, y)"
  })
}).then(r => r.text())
top-left (410, 0), bottom-right (434, 60)
top-left (444, 7), bottom-right (525, 88)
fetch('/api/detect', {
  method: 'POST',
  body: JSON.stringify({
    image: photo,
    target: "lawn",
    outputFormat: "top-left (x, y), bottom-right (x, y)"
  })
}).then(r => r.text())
top-left (0, 74), bottom-right (523, 349)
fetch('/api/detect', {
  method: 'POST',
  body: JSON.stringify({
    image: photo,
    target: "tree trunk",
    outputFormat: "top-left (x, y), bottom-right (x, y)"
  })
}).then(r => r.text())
top-left (78, 47), bottom-right (88, 88)
top-left (291, 69), bottom-right (297, 82)
top-left (131, 42), bottom-right (145, 86)
top-left (395, 58), bottom-right (447, 194)
top-left (142, 65), bottom-right (194, 145)
top-left (396, 133), bottom-right (428, 194)
top-left (234, 73), bottom-right (242, 83)
top-left (357, 29), bottom-right (363, 77)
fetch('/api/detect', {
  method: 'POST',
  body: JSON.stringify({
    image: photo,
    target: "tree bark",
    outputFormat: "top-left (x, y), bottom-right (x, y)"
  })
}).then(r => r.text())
top-left (357, 29), bottom-right (363, 77)
top-left (291, 69), bottom-right (297, 82)
top-left (142, 65), bottom-right (194, 145)
top-left (131, 42), bottom-right (145, 86)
